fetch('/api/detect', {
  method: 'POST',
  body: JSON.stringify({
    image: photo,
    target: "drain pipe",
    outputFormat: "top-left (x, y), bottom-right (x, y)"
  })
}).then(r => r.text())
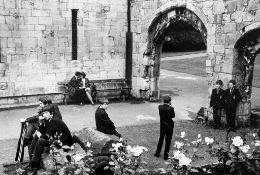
top-left (125, 0), bottom-right (133, 87)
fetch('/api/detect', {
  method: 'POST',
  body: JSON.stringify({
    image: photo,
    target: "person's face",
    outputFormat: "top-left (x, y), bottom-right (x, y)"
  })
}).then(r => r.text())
top-left (42, 111), bottom-right (52, 120)
top-left (39, 101), bottom-right (45, 107)
top-left (102, 103), bottom-right (108, 110)
top-left (215, 83), bottom-right (220, 89)
top-left (229, 83), bottom-right (234, 89)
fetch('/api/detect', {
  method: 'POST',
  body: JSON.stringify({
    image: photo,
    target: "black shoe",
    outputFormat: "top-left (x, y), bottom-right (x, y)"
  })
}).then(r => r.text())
top-left (164, 153), bottom-right (169, 160)
top-left (154, 153), bottom-right (160, 157)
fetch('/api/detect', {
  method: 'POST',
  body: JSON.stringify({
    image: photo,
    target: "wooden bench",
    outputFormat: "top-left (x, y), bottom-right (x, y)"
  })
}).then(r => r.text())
top-left (57, 79), bottom-right (131, 104)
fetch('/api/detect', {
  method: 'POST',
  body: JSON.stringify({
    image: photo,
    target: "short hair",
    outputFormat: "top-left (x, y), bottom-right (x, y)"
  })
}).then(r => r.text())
top-left (81, 72), bottom-right (86, 78)
top-left (163, 95), bottom-right (171, 103)
top-left (75, 71), bottom-right (82, 76)
top-left (216, 80), bottom-right (223, 86)
top-left (39, 97), bottom-right (48, 105)
top-left (229, 79), bottom-right (236, 85)
top-left (99, 97), bottom-right (109, 104)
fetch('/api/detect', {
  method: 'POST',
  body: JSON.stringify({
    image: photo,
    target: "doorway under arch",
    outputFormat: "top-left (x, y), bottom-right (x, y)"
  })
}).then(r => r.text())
top-left (143, 7), bottom-right (207, 100)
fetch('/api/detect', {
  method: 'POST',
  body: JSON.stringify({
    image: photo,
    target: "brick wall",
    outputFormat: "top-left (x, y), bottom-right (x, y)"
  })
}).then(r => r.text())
top-left (0, 0), bottom-right (127, 106)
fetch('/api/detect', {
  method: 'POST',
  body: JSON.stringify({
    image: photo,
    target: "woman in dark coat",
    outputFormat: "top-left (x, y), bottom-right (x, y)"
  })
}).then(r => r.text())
top-left (210, 80), bottom-right (225, 129)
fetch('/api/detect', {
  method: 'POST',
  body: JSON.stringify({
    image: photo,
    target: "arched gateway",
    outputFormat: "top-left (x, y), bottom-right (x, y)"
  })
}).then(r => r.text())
top-left (142, 5), bottom-right (208, 100)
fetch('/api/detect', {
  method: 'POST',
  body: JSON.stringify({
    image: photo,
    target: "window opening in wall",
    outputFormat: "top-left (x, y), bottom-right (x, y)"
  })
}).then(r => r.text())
top-left (72, 9), bottom-right (78, 60)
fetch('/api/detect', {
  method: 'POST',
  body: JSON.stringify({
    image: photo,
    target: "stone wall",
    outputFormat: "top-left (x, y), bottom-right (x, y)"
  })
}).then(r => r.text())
top-left (0, 0), bottom-right (127, 107)
top-left (130, 0), bottom-right (260, 99)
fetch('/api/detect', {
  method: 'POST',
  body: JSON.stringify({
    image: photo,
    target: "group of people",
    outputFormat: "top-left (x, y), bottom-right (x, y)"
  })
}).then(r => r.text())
top-left (18, 97), bottom-right (122, 173)
top-left (67, 71), bottom-right (94, 105)
top-left (210, 79), bottom-right (242, 131)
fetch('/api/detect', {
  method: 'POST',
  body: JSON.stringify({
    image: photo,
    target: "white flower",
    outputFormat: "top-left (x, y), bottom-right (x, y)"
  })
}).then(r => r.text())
top-left (252, 133), bottom-right (256, 137)
top-left (86, 142), bottom-right (91, 147)
top-left (180, 132), bottom-right (186, 138)
top-left (204, 137), bottom-right (214, 145)
top-left (179, 155), bottom-right (192, 166)
top-left (112, 142), bottom-right (123, 151)
top-left (239, 145), bottom-right (250, 153)
top-left (127, 145), bottom-right (148, 156)
top-left (173, 150), bottom-right (185, 160)
top-left (73, 154), bottom-right (85, 162)
top-left (255, 141), bottom-right (260, 147)
top-left (232, 136), bottom-right (243, 147)
top-left (174, 141), bottom-right (184, 149)
top-left (198, 134), bottom-right (201, 138)
top-left (156, 168), bottom-right (166, 173)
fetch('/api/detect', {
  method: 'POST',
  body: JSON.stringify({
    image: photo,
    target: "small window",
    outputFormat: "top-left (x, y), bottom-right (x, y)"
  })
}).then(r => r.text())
top-left (72, 9), bottom-right (78, 60)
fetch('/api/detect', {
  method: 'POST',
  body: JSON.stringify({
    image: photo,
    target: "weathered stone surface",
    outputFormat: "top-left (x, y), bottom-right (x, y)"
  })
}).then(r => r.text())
top-left (73, 127), bottom-right (116, 155)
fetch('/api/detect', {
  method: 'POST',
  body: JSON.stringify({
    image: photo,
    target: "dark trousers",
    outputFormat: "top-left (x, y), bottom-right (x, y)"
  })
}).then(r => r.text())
top-left (226, 110), bottom-right (236, 129)
top-left (98, 129), bottom-right (122, 138)
top-left (24, 123), bottom-right (39, 141)
top-left (213, 108), bottom-right (221, 128)
top-left (74, 89), bottom-right (87, 104)
top-left (29, 136), bottom-right (49, 163)
top-left (155, 127), bottom-right (173, 156)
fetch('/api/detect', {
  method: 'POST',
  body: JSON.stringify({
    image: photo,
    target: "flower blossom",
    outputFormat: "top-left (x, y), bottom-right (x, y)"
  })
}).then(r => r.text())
top-left (232, 136), bottom-right (243, 147)
top-left (174, 141), bottom-right (184, 149)
top-left (73, 154), bottom-right (85, 162)
top-left (204, 137), bottom-right (214, 145)
top-left (112, 142), bottom-right (123, 151)
top-left (255, 141), bottom-right (260, 147)
top-left (86, 142), bottom-right (91, 147)
top-left (179, 155), bottom-right (192, 166)
top-left (198, 134), bottom-right (201, 138)
top-left (173, 150), bottom-right (185, 160)
top-left (180, 132), bottom-right (186, 138)
top-left (239, 145), bottom-right (250, 153)
top-left (252, 133), bottom-right (256, 137)
top-left (127, 145), bottom-right (148, 156)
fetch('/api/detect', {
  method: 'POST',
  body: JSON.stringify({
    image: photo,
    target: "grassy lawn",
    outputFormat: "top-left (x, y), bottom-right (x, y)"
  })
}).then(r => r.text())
top-left (161, 53), bottom-right (260, 87)
top-left (161, 57), bottom-right (207, 77)
top-left (0, 120), bottom-right (257, 173)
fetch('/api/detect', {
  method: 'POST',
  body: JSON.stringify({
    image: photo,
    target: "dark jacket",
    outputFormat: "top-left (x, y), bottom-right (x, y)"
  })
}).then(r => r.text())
top-left (39, 118), bottom-right (74, 146)
top-left (210, 88), bottom-right (225, 109)
top-left (158, 104), bottom-right (175, 130)
top-left (224, 87), bottom-right (242, 112)
top-left (95, 107), bottom-right (116, 134)
top-left (39, 104), bottom-right (62, 120)
top-left (67, 76), bottom-right (81, 96)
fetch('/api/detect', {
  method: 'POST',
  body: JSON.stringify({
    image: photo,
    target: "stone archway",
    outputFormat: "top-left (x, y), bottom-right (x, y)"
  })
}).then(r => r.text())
top-left (143, 6), bottom-right (207, 100)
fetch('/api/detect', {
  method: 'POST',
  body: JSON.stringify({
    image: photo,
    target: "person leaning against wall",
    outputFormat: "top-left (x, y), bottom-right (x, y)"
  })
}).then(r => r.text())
top-left (224, 80), bottom-right (242, 132)
top-left (209, 80), bottom-right (225, 129)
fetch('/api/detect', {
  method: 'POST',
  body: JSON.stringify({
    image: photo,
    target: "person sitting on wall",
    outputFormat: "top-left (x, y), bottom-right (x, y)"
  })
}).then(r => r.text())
top-left (19, 97), bottom-right (63, 160)
top-left (23, 109), bottom-right (74, 172)
top-left (210, 80), bottom-right (225, 129)
top-left (67, 71), bottom-right (87, 105)
top-left (81, 72), bottom-right (94, 105)
top-left (95, 98), bottom-right (122, 140)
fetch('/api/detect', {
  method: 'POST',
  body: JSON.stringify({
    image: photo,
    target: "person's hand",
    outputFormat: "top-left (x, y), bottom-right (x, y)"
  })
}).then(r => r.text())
top-left (35, 130), bottom-right (42, 138)
top-left (20, 118), bottom-right (26, 123)
top-left (85, 87), bottom-right (91, 91)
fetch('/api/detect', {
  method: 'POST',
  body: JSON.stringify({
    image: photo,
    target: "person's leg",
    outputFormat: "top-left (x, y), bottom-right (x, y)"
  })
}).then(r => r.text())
top-left (31, 138), bottom-right (49, 165)
top-left (216, 109), bottom-right (222, 129)
top-left (213, 108), bottom-right (218, 128)
top-left (164, 129), bottom-right (173, 159)
top-left (28, 134), bottom-right (39, 161)
top-left (24, 123), bottom-right (39, 146)
top-left (86, 89), bottom-right (94, 104)
top-left (155, 128), bottom-right (166, 156)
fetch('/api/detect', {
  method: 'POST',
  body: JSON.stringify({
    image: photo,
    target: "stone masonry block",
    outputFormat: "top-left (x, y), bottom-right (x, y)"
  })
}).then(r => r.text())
top-left (25, 17), bottom-right (39, 25)
top-left (224, 23), bottom-right (236, 33)
top-left (214, 45), bottom-right (225, 53)
top-left (225, 34), bottom-right (239, 48)
top-left (213, 1), bottom-right (225, 14)
top-left (38, 17), bottom-right (53, 25)
top-left (32, 10), bottom-right (50, 17)
top-left (215, 34), bottom-right (225, 44)
top-left (225, 0), bottom-right (238, 13)
top-left (231, 11), bottom-right (243, 22)
top-left (4, 0), bottom-right (15, 9)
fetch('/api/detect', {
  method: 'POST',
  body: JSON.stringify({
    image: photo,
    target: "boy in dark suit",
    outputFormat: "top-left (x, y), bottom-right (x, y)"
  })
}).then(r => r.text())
top-left (95, 98), bottom-right (122, 139)
top-left (210, 80), bottom-right (225, 129)
top-left (24, 109), bottom-right (74, 172)
top-left (154, 95), bottom-right (175, 160)
top-left (224, 80), bottom-right (242, 132)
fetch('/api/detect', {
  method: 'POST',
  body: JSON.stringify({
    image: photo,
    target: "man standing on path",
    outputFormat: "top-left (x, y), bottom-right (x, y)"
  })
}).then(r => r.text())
top-left (154, 95), bottom-right (175, 160)
top-left (224, 80), bottom-right (242, 132)
top-left (95, 98), bottom-right (122, 140)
